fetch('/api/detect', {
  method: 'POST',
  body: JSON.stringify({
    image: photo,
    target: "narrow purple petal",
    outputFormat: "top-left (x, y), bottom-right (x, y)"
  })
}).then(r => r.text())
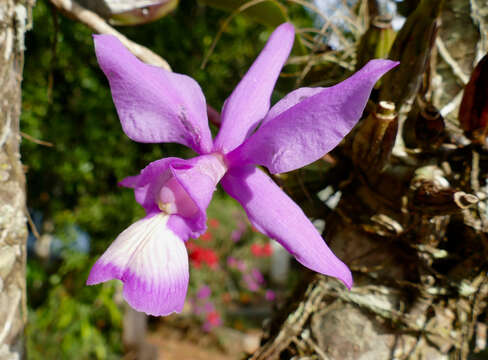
top-left (228, 60), bottom-right (399, 173)
top-left (86, 214), bottom-right (189, 316)
top-left (221, 165), bottom-right (352, 288)
top-left (213, 23), bottom-right (295, 154)
top-left (120, 154), bottom-right (227, 237)
top-left (262, 87), bottom-right (324, 124)
top-left (94, 35), bottom-right (213, 154)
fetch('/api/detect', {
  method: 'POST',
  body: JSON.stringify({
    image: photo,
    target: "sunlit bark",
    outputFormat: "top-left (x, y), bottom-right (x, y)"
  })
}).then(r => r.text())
top-left (0, 1), bottom-right (34, 358)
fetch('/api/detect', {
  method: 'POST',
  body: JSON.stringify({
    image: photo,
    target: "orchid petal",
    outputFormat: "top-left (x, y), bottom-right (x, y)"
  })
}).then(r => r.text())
top-left (169, 154), bottom-right (227, 234)
top-left (87, 214), bottom-right (189, 316)
top-left (213, 23), bottom-right (295, 154)
top-left (221, 165), bottom-right (352, 288)
top-left (119, 157), bottom-right (176, 215)
top-left (119, 154), bottom-right (226, 237)
top-left (228, 60), bottom-right (399, 173)
top-left (262, 87), bottom-right (324, 124)
top-left (94, 35), bottom-right (213, 154)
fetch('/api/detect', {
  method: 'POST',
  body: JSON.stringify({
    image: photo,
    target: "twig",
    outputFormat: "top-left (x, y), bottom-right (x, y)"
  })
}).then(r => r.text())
top-left (207, 105), bottom-right (221, 127)
top-left (440, 90), bottom-right (463, 117)
top-left (469, 0), bottom-right (488, 62)
top-left (462, 273), bottom-right (488, 360)
top-left (471, 150), bottom-right (480, 192)
top-left (436, 37), bottom-right (469, 85)
top-left (288, 50), bottom-right (355, 71)
top-left (250, 280), bottom-right (325, 360)
top-left (200, 0), bottom-right (273, 69)
top-left (286, 0), bottom-right (352, 49)
top-left (301, 329), bottom-right (331, 360)
top-left (20, 131), bottom-right (54, 147)
top-left (296, 20), bottom-right (332, 86)
top-left (49, 0), bottom-right (171, 70)
top-left (25, 206), bottom-right (41, 241)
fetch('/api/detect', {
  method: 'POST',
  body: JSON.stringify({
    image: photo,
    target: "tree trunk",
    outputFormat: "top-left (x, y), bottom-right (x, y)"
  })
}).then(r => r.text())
top-left (0, 1), bottom-right (34, 359)
top-left (251, 0), bottom-right (488, 359)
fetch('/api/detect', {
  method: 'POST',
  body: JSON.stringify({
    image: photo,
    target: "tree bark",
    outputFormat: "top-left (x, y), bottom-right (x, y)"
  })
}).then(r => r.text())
top-left (0, 1), bottom-right (34, 359)
top-left (251, 0), bottom-right (488, 359)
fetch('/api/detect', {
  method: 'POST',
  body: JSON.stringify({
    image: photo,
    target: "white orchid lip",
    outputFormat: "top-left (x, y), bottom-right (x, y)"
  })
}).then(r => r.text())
top-left (86, 213), bottom-right (189, 316)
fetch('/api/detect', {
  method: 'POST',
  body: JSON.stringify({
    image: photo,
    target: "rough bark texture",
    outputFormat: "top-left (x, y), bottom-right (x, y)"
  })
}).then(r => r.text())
top-left (0, 1), bottom-right (33, 359)
top-left (251, 0), bottom-right (488, 359)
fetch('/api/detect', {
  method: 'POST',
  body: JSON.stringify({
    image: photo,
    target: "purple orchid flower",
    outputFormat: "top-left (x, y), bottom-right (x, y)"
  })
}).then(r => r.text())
top-left (86, 23), bottom-right (398, 316)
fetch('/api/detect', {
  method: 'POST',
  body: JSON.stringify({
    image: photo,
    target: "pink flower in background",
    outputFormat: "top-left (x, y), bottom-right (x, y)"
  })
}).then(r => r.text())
top-left (203, 301), bottom-right (215, 313)
top-left (230, 229), bottom-right (243, 242)
top-left (236, 259), bottom-right (247, 272)
top-left (230, 220), bottom-right (246, 242)
top-left (265, 290), bottom-right (276, 301)
top-left (227, 256), bottom-right (237, 268)
top-left (251, 268), bottom-right (265, 284)
top-left (193, 299), bottom-right (215, 316)
top-left (243, 273), bottom-right (260, 292)
top-left (86, 22), bottom-right (398, 316)
top-left (197, 285), bottom-right (211, 299)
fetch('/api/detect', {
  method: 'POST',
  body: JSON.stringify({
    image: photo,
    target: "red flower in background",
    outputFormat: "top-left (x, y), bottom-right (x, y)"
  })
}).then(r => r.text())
top-left (251, 243), bottom-right (273, 257)
top-left (206, 310), bottom-right (221, 326)
top-left (208, 218), bottom-right (220, 229)
top-left (203, 310), bottom-right (222, 332)
top-left (251, 243), bottom-right (262, 257)
top-left (200, 231), bottom-right (213, 242)
top-left (189, 245), bottom-right (218, 269)
top-left (262, 243), bottom-right (272, 256)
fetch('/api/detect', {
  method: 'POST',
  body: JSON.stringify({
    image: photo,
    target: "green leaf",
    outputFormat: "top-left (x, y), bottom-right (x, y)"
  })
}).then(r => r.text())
top-left (198, 0), bottom-right (288, 27)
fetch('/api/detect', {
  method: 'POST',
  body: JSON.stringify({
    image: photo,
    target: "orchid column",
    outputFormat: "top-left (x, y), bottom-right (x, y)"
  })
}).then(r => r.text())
top-left (87, 22), bottom-right (398, 316)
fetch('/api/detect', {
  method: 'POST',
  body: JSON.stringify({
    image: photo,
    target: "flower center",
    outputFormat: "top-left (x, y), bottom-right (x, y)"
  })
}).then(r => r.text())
top-left (156, 153), bottom-right (228, 218)
top-left (158, 176), bottom-right (199, 217)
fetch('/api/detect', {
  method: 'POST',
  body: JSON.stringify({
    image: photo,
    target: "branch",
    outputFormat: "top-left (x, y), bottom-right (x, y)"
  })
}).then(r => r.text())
top-left (48, 0), bottom-right (225, 120)
top-left (436, 37), bottom-right (469, 85)
top-left (49, 0), bottom-right (171, 70)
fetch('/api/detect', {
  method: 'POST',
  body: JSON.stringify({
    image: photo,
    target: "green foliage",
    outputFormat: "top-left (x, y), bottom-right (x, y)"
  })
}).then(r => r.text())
top-left (27, 251), bottom-right (122, 359)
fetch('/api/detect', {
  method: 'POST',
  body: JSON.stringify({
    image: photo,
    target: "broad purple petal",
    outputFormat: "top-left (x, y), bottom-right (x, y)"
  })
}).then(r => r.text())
top-left (94, 35), bottom-right (213, 154)
top-left (119, 154), bottom-right (226, 237)
top-left (221, 165), bottom-right (352, 288)
top-left (228, 60), bottom-right (399, 173)
top-left (213, 23), bottom-right (295, 154)
top-left (87, 214), bottom-right (189, 316)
